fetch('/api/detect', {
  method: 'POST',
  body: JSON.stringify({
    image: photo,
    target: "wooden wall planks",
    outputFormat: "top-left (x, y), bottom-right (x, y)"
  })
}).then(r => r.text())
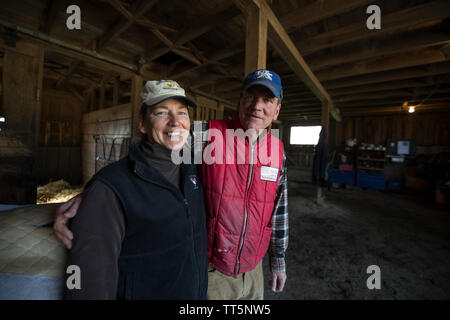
top-left (0, 43), bottom-right (43, 204)
top-left (335, 112), bottom-right (450, 148)
top-left (38, 86), bottom-right (83, 186)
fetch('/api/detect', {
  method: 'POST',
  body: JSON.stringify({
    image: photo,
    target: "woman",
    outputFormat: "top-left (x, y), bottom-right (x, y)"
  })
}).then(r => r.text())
top-left (64, 80), bottom-right (208, 299)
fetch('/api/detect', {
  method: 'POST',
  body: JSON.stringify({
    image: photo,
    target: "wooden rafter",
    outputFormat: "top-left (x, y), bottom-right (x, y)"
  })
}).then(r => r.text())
top-left (305, 31), bottom-right (450, 71)
top-left (40, 0), bottom-right (63, 34)
top-left (323, 61), bottom-right (450, 90)
top-left (99, 0), bottom-right (161, 51)
top-left (279, 0), bottom-right (374, 33)
top-left (56, 60), bottom-right (83, 88)
top-left (146, 5), bottom-right (241, 64)
top-left (315, 47), bottom-right (450, 82)
top-left (296, 0), bottom-right (450, 55)
top-left (168, 45), bottom-right (243, 79)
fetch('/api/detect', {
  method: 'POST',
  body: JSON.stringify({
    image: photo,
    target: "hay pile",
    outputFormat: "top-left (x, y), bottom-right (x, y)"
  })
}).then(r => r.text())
top-left (37, 180), bottom-right (83, 204)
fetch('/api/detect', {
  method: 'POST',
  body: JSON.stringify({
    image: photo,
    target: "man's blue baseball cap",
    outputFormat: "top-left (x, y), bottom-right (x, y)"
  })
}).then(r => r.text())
top-left (242, 69), bottom-right (283, 100)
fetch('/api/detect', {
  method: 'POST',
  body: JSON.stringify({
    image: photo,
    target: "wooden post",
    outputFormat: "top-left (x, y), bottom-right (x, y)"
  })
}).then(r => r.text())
top-left (321, 100), bottom-right (330, 137)
top-left (113, 76), bottom-right (119, 106)
top-left (90, 88), bottom-right (96, 112)
top-left (130, 75), bottom-right (143, 143)
top-left (317, 100), bottom-right (330, 205)
top-left (245, 3), bottom-right (268, 76)
top-left (99, 84), bottom-right (105, 109)
top-left (217, 103), bottom-right (225, 120)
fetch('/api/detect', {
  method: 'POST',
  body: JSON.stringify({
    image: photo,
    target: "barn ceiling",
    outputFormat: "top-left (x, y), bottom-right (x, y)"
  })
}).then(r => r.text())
top-left (0, 0), bottom-right (449, 123)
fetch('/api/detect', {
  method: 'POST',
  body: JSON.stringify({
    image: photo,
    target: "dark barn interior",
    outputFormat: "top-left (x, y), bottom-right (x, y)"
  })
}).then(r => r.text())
top-left (0, 0), bottom-right (449, 300)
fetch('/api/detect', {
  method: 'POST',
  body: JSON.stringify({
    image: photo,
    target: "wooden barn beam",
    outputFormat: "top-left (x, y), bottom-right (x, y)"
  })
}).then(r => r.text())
top-left (279, 0), bottom-right (374, 33)
top-left (327, 76), bottom-right (450, 97)
top-left (333, 87), bottom-right (450, 104)
top-left (280, 107), bottom-right (322, 113)
top-left (280, 108), bottom-right (322, 114)
top-left (56, 60), bottom-right (83, 88)
top-left (305, 31), bottom-right (450, 71)
top-left (282, 76), bottom-right (450, 100)
top-left (67, 86), bottom-right (84, 102)
top-left (135, 18), bottom-right (177, 34)
top-left (189, 74), bottom-right (226, 90)
top-left (99, 0), bottom-right (160, 51)
top-left (174, 6), bottom-right (241, 46)
top-left (213, 81), bottom-right (243, 94)
top-left (164, 1), bottom-right (449, 82)
top-left (169, 45), bottom-right (243, 80)
top-left (0, 20), bottom-right (136, 75)
top-left (188, 65), bottom-right (243, 89)
top-left (40, 0), bottom-right (64, 34)
top-left (284, 85), bottom-right (450, 104)
top-left (316, 47), bottom-right (450, 82)
top-left (147, 6), bottom-right (242, 63)
top-left (342, 104), bottom-right (450, 116)
top-left (244, 2), bottom-right (268, 75)
top-left (334, 95), bottom-right (450, 109)
top-left (234, 0), bottom-right (340, 121)
top-left (113, 76), bottom-right (120, 105)
top-left (323, 61), bottom-right (450, 90)
top-left (297, 0), bottom-right (450, 55)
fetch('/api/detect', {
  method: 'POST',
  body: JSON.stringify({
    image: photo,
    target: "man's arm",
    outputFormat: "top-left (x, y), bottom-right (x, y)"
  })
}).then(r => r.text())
top-left (64, 180), bottom-right (125, 299)
top-left (53, 192), bottom-right (85, 248)
top-left (269, 152), bottom-right (289, 292)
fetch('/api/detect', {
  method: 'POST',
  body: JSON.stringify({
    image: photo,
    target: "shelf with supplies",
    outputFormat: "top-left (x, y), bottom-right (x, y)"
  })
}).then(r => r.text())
top-left (356, 144), bottom-right (386, 173)
top-left (356, 144), bottom-right (387, 190)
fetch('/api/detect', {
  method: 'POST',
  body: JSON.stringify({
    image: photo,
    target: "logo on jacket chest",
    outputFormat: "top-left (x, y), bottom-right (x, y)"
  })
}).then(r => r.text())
top-left (260, 166), bottom-right (279, 182)
top-left (189, 175), bottom-right (199, 190)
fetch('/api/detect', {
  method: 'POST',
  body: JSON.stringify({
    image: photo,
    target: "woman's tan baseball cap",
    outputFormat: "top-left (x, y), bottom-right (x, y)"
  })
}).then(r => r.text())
top-left (140, 80), bottom-right (197, 108)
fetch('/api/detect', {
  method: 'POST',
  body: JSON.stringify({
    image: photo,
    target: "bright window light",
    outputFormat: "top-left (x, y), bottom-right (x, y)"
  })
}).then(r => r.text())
top-left (290, 126), bottom-right (322, 145)
top-left (0, 117), bottom-right (5, 123)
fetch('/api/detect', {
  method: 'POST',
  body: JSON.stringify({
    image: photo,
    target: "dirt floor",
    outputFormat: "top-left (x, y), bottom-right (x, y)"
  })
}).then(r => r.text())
top-left (263, 181), bottom-right (450, 300)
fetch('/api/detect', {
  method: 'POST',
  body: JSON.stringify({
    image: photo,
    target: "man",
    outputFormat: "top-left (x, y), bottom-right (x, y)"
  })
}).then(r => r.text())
top-left (197, 69), bottom-right (288, 299)
top-left (54, 69), bottom-right (288, 300)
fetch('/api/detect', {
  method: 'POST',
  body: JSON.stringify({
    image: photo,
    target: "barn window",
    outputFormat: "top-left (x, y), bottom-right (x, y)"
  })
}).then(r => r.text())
top-left (290, 126), bottom-right (322, 145)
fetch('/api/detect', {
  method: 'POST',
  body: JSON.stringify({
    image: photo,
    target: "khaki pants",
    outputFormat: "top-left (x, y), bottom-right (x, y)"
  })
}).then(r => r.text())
top-left (207, 261), bottom-right (264, 300)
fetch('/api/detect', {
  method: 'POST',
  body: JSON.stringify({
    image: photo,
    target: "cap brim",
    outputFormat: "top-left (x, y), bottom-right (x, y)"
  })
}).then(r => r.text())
top-left (242, 79), bottom-right (281, 99)
top-left (145, 94), bottom-right (198, 108)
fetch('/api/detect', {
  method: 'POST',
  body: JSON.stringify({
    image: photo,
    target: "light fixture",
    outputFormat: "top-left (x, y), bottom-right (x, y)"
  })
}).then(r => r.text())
top-left (0, 117), bottom-right (5, 122)
top-left (402, 101), bottom-right (409, 109)
top-left (402, 101), bottom-right (416, 113)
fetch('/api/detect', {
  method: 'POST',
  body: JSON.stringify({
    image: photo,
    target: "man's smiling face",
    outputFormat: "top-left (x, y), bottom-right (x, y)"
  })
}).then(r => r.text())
top-left (238, 85), bottom-right (281, 131)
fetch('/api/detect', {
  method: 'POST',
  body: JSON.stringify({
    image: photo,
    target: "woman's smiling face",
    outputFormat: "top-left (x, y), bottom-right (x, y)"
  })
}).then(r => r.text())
top-left (139, 98), bottom-right (191, 150)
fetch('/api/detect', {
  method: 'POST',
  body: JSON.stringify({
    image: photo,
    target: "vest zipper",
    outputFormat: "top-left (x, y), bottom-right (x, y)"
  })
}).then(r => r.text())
top-left (236, 143), bottom-right (255, 275)
top-left (184, 198), bottom-right (201, 297)
top-left (134, 168), bottom-right (202, 297)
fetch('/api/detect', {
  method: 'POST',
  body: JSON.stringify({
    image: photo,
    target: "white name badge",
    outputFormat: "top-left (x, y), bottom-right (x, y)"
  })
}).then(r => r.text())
top-left (260, 166), bottom-right (279, 182)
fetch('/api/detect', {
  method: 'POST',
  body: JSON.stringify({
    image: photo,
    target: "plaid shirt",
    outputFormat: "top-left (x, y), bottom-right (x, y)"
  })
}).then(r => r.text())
top-left (191, 120), bottom-right (288, 274)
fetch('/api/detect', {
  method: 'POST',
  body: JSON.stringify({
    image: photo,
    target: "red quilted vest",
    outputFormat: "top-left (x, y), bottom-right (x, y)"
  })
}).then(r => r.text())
top-left (201, 117), bottom-right (284, 277)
